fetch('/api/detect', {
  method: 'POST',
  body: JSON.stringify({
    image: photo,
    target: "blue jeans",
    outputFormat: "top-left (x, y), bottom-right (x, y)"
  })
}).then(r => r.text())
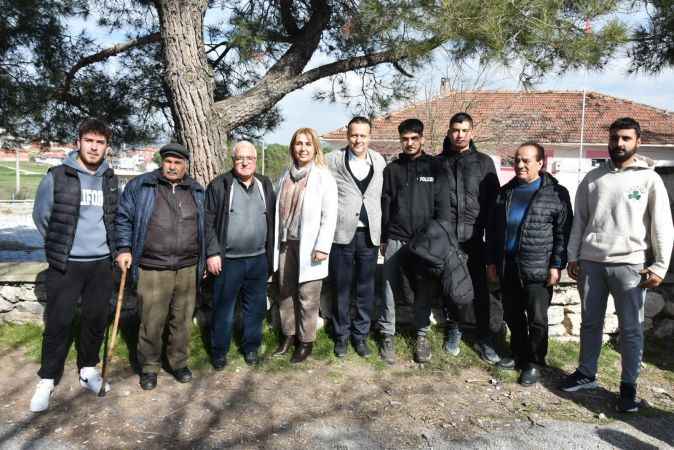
top-left (211, 254), bottom-right (268, 357)
top-left (330, 229), bottom-right (378, 343)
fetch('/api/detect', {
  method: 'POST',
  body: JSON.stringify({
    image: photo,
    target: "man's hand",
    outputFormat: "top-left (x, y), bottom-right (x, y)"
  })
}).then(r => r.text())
top-left (567, 261), bottom-right (579, 281)
top-left (547, 268), bottom-right (561, 287)
top-left (312, 250), bottom-right (328, 262)
top-left (116, 252), bottom-right (132, 270)
top-left (486, 264), bottom-right (498, 284)
top-left (639, 269), bottom-right (663, 289)
top-left (207, 255), bottom-right (222, 276)
top-left (380, 242), bottom-right (387, 257)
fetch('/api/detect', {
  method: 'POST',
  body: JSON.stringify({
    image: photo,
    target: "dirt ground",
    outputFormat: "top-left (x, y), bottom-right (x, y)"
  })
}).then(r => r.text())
top-left (1, 343), bottom-right (673, 450)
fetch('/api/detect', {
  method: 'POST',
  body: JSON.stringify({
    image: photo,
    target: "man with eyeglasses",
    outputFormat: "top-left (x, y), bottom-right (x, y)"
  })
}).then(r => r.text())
top-left (205, 141), bottom-right (275, 369)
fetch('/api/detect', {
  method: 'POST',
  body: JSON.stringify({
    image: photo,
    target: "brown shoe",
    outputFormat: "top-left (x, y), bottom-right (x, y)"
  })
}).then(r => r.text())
top-left (290, 342), bottom-right (313, 363)
top-left (273, 335), bottom-right (296, 357)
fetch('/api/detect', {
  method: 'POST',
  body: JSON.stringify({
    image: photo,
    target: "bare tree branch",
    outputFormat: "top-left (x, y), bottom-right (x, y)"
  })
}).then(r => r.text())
top-left (215, 37), bottom-right (442, 129)
top-left (279, 0), bottom-right (300, 36)
top-left (59, 32), bottom-right (161, 99)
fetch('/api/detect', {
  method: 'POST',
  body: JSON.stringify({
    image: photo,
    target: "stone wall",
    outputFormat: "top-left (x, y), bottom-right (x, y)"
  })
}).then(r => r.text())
top-left (2, 262), bottom-right (674, 341)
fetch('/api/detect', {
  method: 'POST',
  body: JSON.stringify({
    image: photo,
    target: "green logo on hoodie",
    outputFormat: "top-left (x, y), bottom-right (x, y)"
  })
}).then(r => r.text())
top-left (628, 190), bottom-right (641, 200)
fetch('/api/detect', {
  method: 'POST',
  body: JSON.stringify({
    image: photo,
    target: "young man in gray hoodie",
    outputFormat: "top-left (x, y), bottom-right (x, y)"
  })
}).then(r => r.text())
top-left (30, 118), bottom-right (119, 412)
top-left (560, 117), bottom-right (673, 412)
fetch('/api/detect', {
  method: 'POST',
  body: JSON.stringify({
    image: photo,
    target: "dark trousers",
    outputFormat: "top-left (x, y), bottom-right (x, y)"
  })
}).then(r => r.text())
top-left (330, 229), bottom-right (378, 343)
top-left (211, 254), bottom-right (268, 357)
top-left (501, 261), bottom-right (552, 366)
top-left (39, 259), bottom-right (113, 380)
top-left (461, 239), bottom-right (498, 341)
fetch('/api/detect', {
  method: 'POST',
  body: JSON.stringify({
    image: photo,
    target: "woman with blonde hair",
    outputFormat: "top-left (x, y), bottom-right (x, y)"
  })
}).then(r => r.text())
top-left (272, 128), bottom-right (338, 362)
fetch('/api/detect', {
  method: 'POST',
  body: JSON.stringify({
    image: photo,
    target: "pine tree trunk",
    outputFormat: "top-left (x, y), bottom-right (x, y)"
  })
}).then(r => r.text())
top-left (155, 0), bottom-right (228, 185)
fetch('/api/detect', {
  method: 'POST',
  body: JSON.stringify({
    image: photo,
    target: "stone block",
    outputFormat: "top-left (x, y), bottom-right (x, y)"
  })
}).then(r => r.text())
top-left (645, 292), bottom-right (666, 318)
top-left (3, 309), bottom-right (42, 324)
top-left (16, 301), bottom-right (44, 316)
top-left (603, 313), bottom-right (619, 334)
top-left (548, 305), bottom-right (565, 325)
top-left (551, 287), bottom-right (580, 306)
top-left (20, 285), bottom-right (38, 302)
top-left (653, 318), bottom-right (674, 339)
top-left (562, 312), bottom-right (582, 336)
top-left (0, 285), bottom-right (21, 303)
top-left (606, 296), bottom-right (616, 315)
top-left (0, 298), bottom-right (15, 313)
top-left (548, 323), bottom-right (567, 337)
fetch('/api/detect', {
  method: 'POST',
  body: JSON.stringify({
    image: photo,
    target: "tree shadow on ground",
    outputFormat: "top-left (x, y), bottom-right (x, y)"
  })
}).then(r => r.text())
top-left (539, 365), bottom-right (674, 448)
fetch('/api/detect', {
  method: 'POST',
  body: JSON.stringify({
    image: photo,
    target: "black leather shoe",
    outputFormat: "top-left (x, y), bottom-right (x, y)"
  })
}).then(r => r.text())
top-left (212, 355), bottom-right (227, 371)
top-left (334, 340), bottom-right (348, 358)
top-left (140, 372), bottom-right (157, 390)
top-left (354, 340), bottom-right (372, 358)
top-left (290, 342), bottom-right (313, 363)
top-left (173, 367), bottom-right (192, 383)
top-left (273, 335), bottom-right (296, 357)
top-left (244, 351), bottom-right (259, 366)
top-left (519, 365), bottom-right (540, 386)
top-left (496, 357), bottom-right (517, 371)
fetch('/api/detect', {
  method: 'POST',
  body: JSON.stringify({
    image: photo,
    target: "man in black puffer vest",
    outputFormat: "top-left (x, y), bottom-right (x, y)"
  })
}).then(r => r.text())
top-left (30, 118), bottom-right (119, 412)
top-left (486, 142), bottom-right (572, 386)
top-left (437, 112), bottom-right (502, 362)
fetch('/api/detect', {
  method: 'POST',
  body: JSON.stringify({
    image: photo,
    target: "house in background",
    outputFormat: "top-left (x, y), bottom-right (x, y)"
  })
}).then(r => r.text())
top-left (321, 90), bottom-right (674, 201)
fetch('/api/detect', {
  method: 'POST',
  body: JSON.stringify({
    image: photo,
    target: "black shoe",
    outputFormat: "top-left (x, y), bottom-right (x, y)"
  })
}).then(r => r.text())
top-left (212, 355), bottom-right (227, 371)
top-left (173, 367), bottom-right (192, 383)
top-left (273, 335), bottom-right (296, 357)
top-left (290, 342), bottom-right (313, 364)
top-left (518, 364), bottom-right (540, 386)
top-left (244, 351), bottom-right (259, 366)
top-left (379, 335), bottom-right (396, 365)
top-left (559, 370), bottom-right (598, 392)
top-left (414, 336), bottom-right (432, 363)
top-left (616, 382), bottom-right (641, 413)
top-left (353, 340), bottom-right (372, 358)
top-left (140, 372), bottom-right (157, 390)
top-left (496, 357), bottom-right (517, 371)
top-left (334, 340), bottom-right (348, 358)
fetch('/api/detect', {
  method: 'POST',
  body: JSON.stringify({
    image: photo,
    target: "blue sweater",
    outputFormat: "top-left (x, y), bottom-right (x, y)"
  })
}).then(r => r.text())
top-left (505, 177), bottom-right (541, 256)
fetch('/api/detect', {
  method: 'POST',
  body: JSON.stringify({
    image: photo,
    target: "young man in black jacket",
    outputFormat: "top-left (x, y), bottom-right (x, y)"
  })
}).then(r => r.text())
top-left (486, 142), bottom-right (572, 385)
top-left (378, 119), bottom-right (451, 363)
top-left (437, 112), bottom-right (502, 362)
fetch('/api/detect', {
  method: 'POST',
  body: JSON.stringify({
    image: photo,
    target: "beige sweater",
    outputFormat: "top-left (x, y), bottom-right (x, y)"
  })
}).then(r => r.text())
top-left (567, 156), bottom-right (673, 278)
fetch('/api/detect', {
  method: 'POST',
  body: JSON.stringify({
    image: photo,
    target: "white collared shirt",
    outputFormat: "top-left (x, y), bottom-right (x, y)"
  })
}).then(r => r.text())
top-left (347, 148), bottom-right (372, 182)
top-left (347, 148), bottom-right (372, 227)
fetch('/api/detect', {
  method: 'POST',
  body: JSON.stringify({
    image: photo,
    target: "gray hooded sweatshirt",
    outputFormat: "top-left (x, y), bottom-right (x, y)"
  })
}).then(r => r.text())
top-left (33, 151), bottom-right (111, 260)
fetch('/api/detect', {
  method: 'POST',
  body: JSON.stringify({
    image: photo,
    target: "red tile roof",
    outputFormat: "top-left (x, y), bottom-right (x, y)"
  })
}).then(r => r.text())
top-left (321, 90), bottom-right (674, 155)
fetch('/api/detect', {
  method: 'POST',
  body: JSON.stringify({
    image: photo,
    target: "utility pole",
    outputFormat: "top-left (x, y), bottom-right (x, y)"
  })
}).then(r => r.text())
top-left (15, 146), bottom-right (20, 196)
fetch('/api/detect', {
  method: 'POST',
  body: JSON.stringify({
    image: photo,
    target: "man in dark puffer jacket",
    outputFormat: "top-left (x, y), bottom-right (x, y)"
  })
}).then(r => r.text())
top-left (378, 118), bottom-right (452, 364)
top-left (437, 112), bottom-right (501, 361)
top-left (486, 142), bottom-right (572, 386)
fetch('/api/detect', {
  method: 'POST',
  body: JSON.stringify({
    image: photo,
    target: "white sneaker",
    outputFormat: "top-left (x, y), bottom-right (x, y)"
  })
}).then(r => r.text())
top-left (30, 379), bottom-right (54, 412)
top-left (79, 367), bottom-right (110, 394)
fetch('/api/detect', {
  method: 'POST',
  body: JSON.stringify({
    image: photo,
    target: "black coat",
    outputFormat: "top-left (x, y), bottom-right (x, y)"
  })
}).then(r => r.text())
top-left (381, 152), bottom-right (453, 243)
top-left (406, 219), bottom-right (474, 305)
top-left (204, 171), bottom-right (275, 275)
top-left (437, 141), bottom-right (500, 243)
top-left (486, 172), bottom-right (573, 284)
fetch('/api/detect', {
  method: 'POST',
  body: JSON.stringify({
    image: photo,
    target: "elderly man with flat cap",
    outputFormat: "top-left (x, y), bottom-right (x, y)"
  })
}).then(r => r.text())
top-left (116, 143), bottom-right (206, 390)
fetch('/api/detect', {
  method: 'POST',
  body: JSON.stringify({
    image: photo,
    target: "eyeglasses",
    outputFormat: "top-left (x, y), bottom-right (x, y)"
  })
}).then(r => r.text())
top-left (233, 156), bottom-right (257, 163)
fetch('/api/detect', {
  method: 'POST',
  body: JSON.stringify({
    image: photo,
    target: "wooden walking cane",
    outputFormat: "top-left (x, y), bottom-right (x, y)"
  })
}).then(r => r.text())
top-left (99, 268), bottom-right (127, 397)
